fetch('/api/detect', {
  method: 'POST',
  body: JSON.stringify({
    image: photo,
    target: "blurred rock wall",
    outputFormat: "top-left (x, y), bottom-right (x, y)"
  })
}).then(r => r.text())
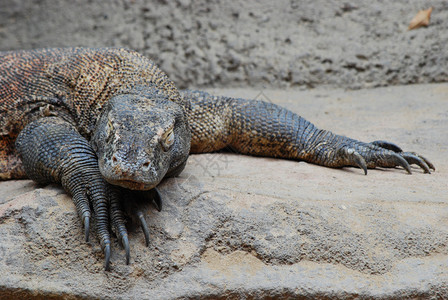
top-left (0, 0), bottom-right (447, 89)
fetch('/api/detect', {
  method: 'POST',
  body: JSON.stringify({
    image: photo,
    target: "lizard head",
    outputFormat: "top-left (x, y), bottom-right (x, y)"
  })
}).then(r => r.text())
top-left (91, 87), bottom-right (191, 190)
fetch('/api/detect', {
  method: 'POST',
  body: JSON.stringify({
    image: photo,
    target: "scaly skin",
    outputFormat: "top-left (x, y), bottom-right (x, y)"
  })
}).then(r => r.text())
top-left (184, 90), bottom-right (434, 173)
top-left (0, 48), bottom-right (434, 270)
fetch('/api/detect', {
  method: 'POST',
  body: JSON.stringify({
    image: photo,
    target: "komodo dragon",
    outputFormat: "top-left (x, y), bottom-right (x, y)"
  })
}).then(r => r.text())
top-left (0, 47), bottom-right (434, 270)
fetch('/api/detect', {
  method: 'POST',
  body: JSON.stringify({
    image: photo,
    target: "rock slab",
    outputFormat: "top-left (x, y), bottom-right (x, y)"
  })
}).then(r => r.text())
top-left (0, 84), bottom-right (447, 299)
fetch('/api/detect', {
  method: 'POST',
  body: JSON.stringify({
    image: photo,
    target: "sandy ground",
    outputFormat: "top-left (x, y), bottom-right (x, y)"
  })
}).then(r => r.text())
top-left (0, 84), bottom-right (446, 299)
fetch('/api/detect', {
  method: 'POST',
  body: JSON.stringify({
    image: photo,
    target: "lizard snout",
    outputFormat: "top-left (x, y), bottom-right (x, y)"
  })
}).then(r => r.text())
top-left (100, 153), bottom-right (163, 190)
top-left (110, 154), bottom-right (152, 173)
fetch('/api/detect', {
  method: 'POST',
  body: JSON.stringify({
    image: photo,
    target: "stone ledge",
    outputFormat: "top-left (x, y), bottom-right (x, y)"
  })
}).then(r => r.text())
top-left (0, 84), bottom-right (446, 299)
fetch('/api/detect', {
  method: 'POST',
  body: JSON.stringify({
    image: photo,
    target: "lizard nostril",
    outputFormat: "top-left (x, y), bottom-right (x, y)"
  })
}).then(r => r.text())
top-left (112, 155), bottom-right (118, 165)
top-left (142, 161), bottom-right (150, 170)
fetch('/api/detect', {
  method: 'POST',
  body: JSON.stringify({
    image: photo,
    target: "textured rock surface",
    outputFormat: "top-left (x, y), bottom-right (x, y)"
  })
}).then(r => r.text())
top-left (0, 0), bottom-right (447, 89)
top-left (0, 84), bottom-right (447, 299)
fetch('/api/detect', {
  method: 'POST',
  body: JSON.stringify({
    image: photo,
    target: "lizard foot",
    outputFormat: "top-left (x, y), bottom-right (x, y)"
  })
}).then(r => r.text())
top-left (121, 188), bottom-right (163, 248)
top-left (337, 140), bottom-right (434, 175)
top-left (64, 166), bottom-right (117, 271)
top-left (370, 140), bottom-right (435, 174)
top-left (71, 179), bottom-right (117, 270)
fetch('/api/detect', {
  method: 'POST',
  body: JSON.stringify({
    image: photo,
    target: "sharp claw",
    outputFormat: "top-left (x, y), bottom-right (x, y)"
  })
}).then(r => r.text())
top-left (83, 215), bottom-right (90, 242)
top-left (371, 140), bottom-right (403, 153)
top-left (402, 153), bottom-right (431, 174)
top-left (152, 188), bottom-right (162, 212)
top-left (104, 243), bottom-right (111, 271)
top-left (344, 147), bottom-right (367, 175)
top-left (391, 153), bottom-right (412, 174)
top-left (410, 152), bottom-right (435, 171)
top-left (122, 235), bottom-right (130, 265)
top-left (424, 157), bottom-right (436, 171)
top-left (138, 211), bottom-right (150, 247)
top-left (353, 151), bottom-right (368, 175)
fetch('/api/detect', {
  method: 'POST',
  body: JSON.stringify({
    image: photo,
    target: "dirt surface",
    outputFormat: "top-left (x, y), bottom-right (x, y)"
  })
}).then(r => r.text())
top-left (0, 84), bottom-right (446, 299)
top-left (0, 0), bottom-right (447, 89)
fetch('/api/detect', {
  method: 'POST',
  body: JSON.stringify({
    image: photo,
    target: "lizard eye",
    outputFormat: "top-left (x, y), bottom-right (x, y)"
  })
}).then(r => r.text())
top-left (161, 128), bottom-right (174, 151)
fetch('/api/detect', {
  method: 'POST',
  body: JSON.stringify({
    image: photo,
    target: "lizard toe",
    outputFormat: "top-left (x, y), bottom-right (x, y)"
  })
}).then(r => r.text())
top-left (152, 187), bottom-right (163, 212)
top-left (340, 147), bottom-right (368, 175)
top-left (83, 214), bottom-right (90, 243)
top-left (401, 152), bottom-right (433, 174)
top-left (104, 243), bottom-right (111, 271)
top-left (121, 235), bottom-right (130, 265)
top-left (370, 140), bottom-right (403, 152)
top-left (109, 187), bottom-right (132, 266)
top-left (138, 211), bottom-right (151, 247)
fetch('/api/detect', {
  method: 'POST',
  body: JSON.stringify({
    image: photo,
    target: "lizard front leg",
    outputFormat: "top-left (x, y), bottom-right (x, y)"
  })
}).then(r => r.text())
top-left (15, 117), bottom-right (130, 270)
top-left (184, 90), bottom-right (434, 174)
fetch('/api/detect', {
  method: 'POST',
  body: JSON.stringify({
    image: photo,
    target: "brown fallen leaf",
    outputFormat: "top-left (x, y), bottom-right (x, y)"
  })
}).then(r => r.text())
top-left (408, 7), bottom-right (433, 30)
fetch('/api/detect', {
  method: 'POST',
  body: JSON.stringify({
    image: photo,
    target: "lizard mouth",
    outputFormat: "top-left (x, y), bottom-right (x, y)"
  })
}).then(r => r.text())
top-left (98, 159), bottom-right (163, 191)
top-left (106, 178), bottom-right (158, 191)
